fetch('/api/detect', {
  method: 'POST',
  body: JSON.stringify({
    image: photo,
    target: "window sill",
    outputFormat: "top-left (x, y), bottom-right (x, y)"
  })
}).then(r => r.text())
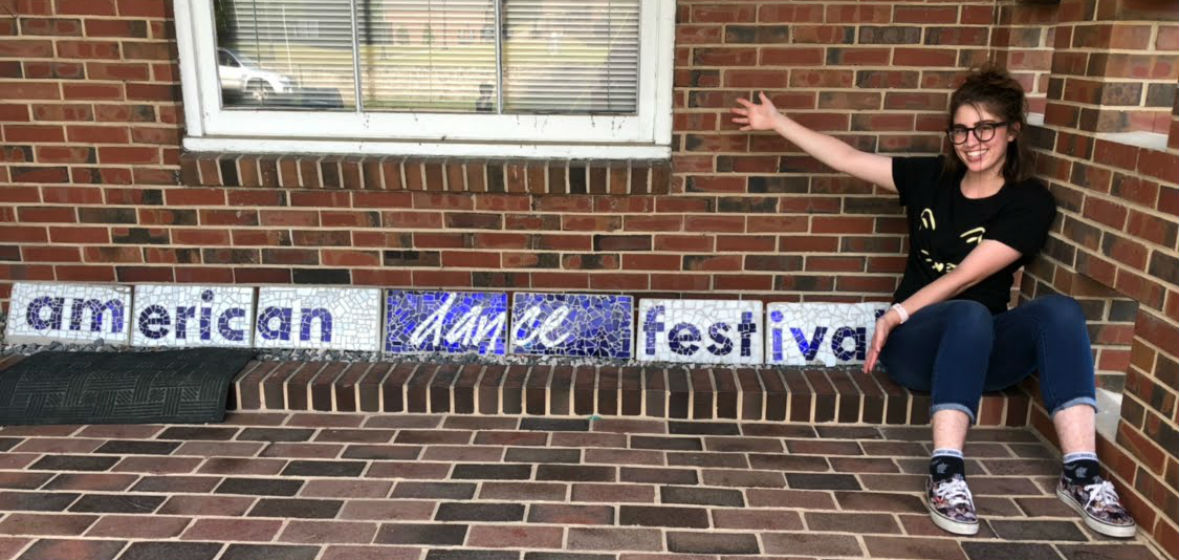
top-left (183, 137), bottom-right (671, 161)
top-left (1092, 131), bottom-right (1170, 151)
top-left (1028, 112), bottom-right (1171, 151)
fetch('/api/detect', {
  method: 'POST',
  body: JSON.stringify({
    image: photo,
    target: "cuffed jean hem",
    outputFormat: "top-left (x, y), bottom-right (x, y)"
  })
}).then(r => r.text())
top-left (931, 403), bottom-right (977, 425)
top-left (1050, 396), bottom-right (1098, 418)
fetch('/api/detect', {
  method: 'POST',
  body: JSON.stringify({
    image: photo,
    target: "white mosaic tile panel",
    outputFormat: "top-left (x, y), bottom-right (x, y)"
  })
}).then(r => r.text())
top-left (765, 302), bottom-right (890, 366)
top-left (254, 287), bottom-right (382, 351)
top-left (636, 299), bottom-right (763, 365)
top-left (5, 282), bottom-right (132, 345)
top-left (130, 285), bottom-right (255, 348)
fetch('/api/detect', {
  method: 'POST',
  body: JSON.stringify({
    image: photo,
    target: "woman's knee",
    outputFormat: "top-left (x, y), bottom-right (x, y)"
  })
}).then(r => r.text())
top-left (1027, 294), bottom-right (1087, 328)
top-left (940, 300), bottom-right (993, 334)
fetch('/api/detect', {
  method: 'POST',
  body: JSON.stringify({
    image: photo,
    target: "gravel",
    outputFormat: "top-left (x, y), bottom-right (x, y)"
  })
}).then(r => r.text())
top-left (0, 340), bottom-right (716, 368)
top-left (0, 330), bottom-right (658, 369)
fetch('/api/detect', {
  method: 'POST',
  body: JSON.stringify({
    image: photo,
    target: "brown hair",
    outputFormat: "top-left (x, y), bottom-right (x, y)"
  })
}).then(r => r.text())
top-left (942, 64), bottom-right (1033, 183)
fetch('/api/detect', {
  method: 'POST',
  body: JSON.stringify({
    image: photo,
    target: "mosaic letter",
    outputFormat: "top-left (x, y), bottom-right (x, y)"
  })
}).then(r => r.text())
top-left (385, 290), bottom-right (508, 355)
top-left (131, 285), bottom-right (254, 348)
top-left (5, 282), bottom-right (131, 345)
top-left (254, 287), bottom-right (382, 351)
top-left (765, 302), bottom-right (888, 366)
top-left (637, 299), bottom-right (763, 365)
top-left (511, 293), bottom-right (633, 359)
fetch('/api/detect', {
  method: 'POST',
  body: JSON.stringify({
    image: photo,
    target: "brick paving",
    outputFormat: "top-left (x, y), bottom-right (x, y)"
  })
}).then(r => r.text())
top-left (0, 412), bottom-right (1166, 560)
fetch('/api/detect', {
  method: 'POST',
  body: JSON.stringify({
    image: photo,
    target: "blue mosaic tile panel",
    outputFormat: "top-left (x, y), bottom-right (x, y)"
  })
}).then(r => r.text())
top-left (385, 290), bottom-right (508, 355)
top-left (6, 282), bottom-right (132, 345)
top-left (131, 285), bottom-right (255, 348)
top-left (510, 292), bottom-right (634, 359)
top-left (765, 302), bottom-right (889, 366)
top-left (636, 299), bottom-right (763, 365)
top-left (255, 287), bottom-right (382, 351)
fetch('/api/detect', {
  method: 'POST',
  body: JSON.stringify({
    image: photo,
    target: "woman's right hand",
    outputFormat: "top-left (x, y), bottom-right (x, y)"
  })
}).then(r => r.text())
top-left (731, 91), bottom-right (784, 132)
top-left (863, 309), bottom-right (902, 374)
top-left (732, 90), bottom-right (897, 191)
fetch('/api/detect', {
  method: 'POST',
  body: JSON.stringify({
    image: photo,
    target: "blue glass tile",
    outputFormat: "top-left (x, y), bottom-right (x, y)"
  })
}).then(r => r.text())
top-left (385, 290), bottom-right (508, 355)
top-left (511, 293), bottom-right (634, 359)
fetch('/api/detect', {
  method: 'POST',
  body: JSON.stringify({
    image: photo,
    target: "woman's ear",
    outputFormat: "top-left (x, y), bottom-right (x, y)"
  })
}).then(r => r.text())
top-left (1007, 122), bottom-right (1021, 142)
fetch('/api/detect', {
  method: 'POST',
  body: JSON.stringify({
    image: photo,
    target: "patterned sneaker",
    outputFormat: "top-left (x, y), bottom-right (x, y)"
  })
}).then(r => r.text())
top-left (1057, 475), bottom-right (1136, 538)
top-left (925, 474), bottom-right (979, 535)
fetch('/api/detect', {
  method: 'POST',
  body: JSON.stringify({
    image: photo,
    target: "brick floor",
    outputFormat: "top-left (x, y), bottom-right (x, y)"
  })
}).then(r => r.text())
top-left (0, 412), bottom-right (1167, 559)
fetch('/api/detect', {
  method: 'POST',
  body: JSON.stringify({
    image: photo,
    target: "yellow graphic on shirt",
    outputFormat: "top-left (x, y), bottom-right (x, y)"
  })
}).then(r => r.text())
top-left (920, 249), bottom-right (956, 273)
top-left (920, 209), bottom-right (936, 231)
top-left (916, 208), bottom-right (985, 275)
top-left (960, 227), bottom-right (985, 245)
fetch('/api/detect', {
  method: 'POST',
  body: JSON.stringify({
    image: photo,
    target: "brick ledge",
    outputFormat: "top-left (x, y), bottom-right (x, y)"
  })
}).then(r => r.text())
top-left (179, 152), bottom-right (672, 194)
top-left (228, 361), bottom-right (1032, 426)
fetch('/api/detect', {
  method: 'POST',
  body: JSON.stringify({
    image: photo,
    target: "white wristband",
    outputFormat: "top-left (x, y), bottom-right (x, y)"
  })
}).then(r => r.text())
top-left (891, 303), bottom-right (909, 324)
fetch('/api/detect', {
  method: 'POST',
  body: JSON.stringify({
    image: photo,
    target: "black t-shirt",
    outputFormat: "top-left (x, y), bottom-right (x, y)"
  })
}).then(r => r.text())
top-left (891, 156), bottom-right (1056, 314)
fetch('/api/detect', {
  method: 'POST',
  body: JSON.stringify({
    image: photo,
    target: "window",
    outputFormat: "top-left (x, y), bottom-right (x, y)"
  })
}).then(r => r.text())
top-left (176, 0), bottom-right (674, 159)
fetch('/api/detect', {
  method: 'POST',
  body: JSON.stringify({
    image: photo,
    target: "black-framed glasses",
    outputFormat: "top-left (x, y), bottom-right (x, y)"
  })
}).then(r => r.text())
top-left (946, 121), bottom-right (1009, 144)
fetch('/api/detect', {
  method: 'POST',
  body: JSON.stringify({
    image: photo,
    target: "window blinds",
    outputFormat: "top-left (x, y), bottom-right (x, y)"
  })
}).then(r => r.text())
top-left (218, 0), bottom-right (357, 108)
top-left (215, 0), bottom-right (640, 114)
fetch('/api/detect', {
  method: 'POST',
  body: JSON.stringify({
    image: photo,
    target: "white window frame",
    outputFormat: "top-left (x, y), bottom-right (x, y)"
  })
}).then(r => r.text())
top-left (174, 0), bottom-right (674, 159)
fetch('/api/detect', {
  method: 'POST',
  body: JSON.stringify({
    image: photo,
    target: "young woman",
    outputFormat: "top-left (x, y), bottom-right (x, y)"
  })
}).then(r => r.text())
top-left (731, 66), bottom-right (1136, 538)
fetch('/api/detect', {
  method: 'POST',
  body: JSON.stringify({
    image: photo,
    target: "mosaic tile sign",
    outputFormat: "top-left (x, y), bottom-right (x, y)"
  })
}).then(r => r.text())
top-left (385, 290), bottom-right (508, 355)
top-left (637, 299), bottom-right (763, 365)
top-left (511, 293), bottom-right (634, 359)
top-left (254, 287), bottom-right (382, 351)
top-left (131, 285), bottom-right (255, 348)
top-left (5, 282), bottom-right (132, 345)
top-left (766, 302), bottom-right (890, 366)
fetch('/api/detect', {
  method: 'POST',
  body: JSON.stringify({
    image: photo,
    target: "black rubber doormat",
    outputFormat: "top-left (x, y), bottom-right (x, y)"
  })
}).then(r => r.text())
top-left (0, 348), bottom-right (255, 425)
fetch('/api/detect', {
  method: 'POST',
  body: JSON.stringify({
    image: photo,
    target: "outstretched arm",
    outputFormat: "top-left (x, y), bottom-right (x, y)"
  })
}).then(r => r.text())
top-left (732, 92), bottom-right (897, 192)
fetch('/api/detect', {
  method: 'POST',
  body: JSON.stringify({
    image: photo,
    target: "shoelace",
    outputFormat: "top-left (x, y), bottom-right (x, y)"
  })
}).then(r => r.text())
top-left (933, 477), bottom-right (975, 509)
top-left (1082, 479), bottom-right (1122, 511)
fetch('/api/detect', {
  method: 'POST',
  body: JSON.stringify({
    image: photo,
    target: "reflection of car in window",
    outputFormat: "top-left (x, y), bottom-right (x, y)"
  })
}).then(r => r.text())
top-left (216, 48), bottom-right (295, 103)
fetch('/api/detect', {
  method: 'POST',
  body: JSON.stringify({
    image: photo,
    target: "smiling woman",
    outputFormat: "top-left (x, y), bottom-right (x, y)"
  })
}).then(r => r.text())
top-left (177, 0), bottom-right (675, 158)
top-left (730, 64), bottom-right (1138, 540)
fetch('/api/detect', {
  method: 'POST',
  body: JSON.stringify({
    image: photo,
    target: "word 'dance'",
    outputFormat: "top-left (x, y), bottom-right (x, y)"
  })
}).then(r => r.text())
top-left (386, 290), bottom-right (508, 355)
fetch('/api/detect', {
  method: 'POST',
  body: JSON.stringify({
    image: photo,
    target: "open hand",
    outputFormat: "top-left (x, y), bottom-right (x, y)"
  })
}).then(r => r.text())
top-left (731, 91), bottom-right (783, 132)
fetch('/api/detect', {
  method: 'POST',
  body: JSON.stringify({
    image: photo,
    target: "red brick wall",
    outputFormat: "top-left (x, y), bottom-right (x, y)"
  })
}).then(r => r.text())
top-left (1010, 0), bottom-right (1178, 554)
top-left (0, 0), bottom-right (1177, 554)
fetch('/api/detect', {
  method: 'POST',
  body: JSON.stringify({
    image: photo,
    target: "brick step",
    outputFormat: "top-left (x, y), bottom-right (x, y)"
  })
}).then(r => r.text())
top-left (229, 361), bottom-right (1033, 427)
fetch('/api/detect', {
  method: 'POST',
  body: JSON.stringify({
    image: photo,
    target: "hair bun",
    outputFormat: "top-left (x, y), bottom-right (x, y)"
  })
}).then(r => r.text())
top-left (963, 63), bottom-right (1016, 88)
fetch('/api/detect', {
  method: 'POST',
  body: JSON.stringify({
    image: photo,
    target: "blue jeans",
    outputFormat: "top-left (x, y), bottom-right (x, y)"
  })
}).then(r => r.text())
top-left (879, 294), bottom-right (1098, 424)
